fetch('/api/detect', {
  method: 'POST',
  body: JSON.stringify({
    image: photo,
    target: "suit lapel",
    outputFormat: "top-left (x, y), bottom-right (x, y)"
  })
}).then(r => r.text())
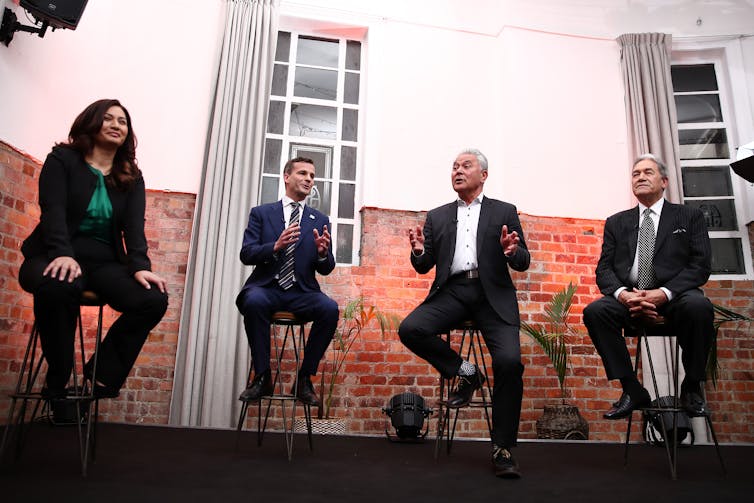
top-left (627, 206), bottom-right (639, 259)
top-left (477, 198), bottom-right (491, 256)
top-left (654, 200), bottom-right (676, 253)
top-left (445, 202), bottom-right (458, 264)
top-left (272, 201), bottom-right (285, 236)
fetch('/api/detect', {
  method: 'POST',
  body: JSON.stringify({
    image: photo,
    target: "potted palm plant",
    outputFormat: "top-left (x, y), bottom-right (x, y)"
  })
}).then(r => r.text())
top-left (296, 295), bottom-right (400, 434)
top-left (520, 282), bottom-right (589, 440)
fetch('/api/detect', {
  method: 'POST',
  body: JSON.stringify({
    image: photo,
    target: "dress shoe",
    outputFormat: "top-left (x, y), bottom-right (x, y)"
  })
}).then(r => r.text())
top-left (492, 445), bottom-right (521, 479)
top-left (293, 375), bottom-right (320, 406)
top-left (681, 390), bottom-right (708, 417)
top-left (93, 383), bottom-right (120, 399)
top-left (447, 366), bottom-right (485, 408)
top-left (603, 389), bottom-right (650, 420)
top-left (239, 370), bottom-right (273, 402)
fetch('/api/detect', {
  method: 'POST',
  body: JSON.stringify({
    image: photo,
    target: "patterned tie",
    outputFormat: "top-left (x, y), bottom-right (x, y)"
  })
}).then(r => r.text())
top-left (637, 208), bottom-right (656, 289)
top-left (278, 202), bottom-right (300, 290)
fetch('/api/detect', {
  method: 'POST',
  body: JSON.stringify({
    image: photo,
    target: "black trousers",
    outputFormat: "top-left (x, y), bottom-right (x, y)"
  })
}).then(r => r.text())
top-left (236, 282), bottom-right (339, 377)
top-left (398, 276), bottom-right (524, 448)
top-left (583, 288), bottom-right (714, 383)
top-left (18, 237), bottom-right (168, 392)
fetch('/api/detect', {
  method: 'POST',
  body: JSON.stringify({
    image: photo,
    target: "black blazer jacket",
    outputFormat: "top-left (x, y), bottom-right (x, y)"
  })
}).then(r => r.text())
top-left (21, 146), bottom-right (152, 274)
top-left (595, 200), bottom-right (711, 297)
top-left (411, 197), bottom-right (530, 326)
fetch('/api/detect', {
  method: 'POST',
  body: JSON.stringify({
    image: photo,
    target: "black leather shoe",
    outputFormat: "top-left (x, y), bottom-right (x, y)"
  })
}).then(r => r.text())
top-left (93, 384), bottom-right (120, 399)
top-left (681, 390), bottom-right (708, 417)
top-left (239, 370), bottom-right (273, 402)
top-left (492, 446), bottom-right (521, 479)
top-left (447, 366), bottom-right (485, 408)
top-left (293, 375), bottom-right (320, 406)
top-left (603, 389), bottom-right (650, 420)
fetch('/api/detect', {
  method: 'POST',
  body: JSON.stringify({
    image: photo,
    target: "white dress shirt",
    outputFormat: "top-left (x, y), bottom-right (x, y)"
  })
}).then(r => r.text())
top-left (449, 194), bottom-right (483, 276)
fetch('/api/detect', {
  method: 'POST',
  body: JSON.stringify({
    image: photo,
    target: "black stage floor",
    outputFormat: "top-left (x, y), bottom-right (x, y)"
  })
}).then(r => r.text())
top-left (1, 422), bottom-right (752, 502)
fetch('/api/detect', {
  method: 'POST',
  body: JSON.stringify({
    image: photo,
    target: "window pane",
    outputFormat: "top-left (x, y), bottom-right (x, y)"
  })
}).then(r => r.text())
top-left (275, 32), bottom-right (291, 62)
top-left (306, 180), bottom-right (332, 215)
top-left (289, 144), bottom-right (332, 178)
top-left (671, 64), bottom-right (718, 92)
top-left (260, 176), bottom-right (279, 204)
top-left (678, 128), bottom-right (729, 160)
top-left (675, 94), bottom-right (722, 123)
top-left (682, 166), bottom-right (732, 197)
top-left (338, 183), bottom-right (355, 218)
top-left (344, 72), bottom-right (360, 105)
top-left (341, 146), bottom-right (357, 181)
top-left (342, 109), bottom-right (358, 142)
top-left (710, 238), bottom-right (745, 274)
top-left (685, 200), bottom-right (738, 231)
top-left (271, 64), bottom-right (288, 96)
top-left (267, 101), bottom-right (285, 134)
top-left (336, 223), bottom-right (354, 264)
top-left (346, 41), bottom-right (361, 70)
top-left (290, 103), bottom-right (337, 139)
top-left (263, 138), bottom-right (282, 174)
top-left (296, 36), bottom-right (338, 68)
top-left (294, 67), bottom-right (337, 100)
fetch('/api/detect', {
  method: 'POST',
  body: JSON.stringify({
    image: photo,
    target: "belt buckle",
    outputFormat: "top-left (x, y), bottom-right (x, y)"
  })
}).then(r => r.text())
top-left (465, 269), bottom-right (479, 279)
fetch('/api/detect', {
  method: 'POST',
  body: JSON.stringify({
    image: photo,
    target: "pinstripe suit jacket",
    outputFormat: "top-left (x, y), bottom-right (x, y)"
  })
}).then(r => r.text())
top-left (595, 199), bottom-right (711, 297)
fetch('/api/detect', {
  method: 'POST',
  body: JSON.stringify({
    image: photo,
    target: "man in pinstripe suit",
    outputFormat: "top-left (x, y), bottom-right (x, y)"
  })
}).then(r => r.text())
top-left (583, 154), bottom-right (714, 420)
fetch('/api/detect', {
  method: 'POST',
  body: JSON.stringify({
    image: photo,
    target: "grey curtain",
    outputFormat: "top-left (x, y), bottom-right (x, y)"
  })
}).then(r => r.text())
top-left (169, 0), bottom-right (279, 428)
top-left (618, 33), bottom-right (682, 203)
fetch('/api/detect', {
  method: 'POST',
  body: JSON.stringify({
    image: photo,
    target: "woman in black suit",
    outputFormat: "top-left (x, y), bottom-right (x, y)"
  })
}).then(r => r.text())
top-left (19, 99), bottom-right (168, 400)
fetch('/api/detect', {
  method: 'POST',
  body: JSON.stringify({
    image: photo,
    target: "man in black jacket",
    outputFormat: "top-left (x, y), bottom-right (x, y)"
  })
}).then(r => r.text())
top-left (584, 153), bottom-right (714, 421)
top-left (399, 148), bottom-right (530, 478)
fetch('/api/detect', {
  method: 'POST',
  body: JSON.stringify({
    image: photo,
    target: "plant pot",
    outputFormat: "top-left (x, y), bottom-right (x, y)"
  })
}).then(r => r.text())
top-left (293, 417), bottom-right (347, 435)
top-left (535, 403), bottom-right (589, 440)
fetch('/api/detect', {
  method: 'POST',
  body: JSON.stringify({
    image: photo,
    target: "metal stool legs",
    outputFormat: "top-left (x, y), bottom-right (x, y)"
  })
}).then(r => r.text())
top-left (0, 293), bottom-right (103, 476)
top-left (623, 329), bottom-right (726, 479)
top-left (236, 312), bottom-right (313, 461)
top-left (434, 322), bottom-right (493, 459)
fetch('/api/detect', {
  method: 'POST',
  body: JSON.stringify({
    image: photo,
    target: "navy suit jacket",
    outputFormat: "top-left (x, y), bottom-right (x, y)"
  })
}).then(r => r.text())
top-left (411, 197), bottom-right (530, 326)
top-left (595, 199), bottom-right (711, 297)
top-left (238, 200), bottom-right (335, 296)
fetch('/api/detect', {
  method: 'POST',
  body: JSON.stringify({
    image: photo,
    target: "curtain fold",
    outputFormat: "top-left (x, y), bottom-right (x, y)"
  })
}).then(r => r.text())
top-left (169, 0), bottom-right (279, 428)
top-left (618, 33), bottom-right (682, 203)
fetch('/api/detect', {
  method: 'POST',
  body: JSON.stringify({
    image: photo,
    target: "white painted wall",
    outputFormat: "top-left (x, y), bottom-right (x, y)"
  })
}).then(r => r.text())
top-left (1, 0), bottom-right (753, 219)
top-left (0, 0), bottom-right (225, 193)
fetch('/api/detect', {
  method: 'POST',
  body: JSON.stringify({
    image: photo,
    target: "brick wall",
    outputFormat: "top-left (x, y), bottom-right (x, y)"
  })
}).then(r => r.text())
top-left (2, 140), bottom-right (753, 442)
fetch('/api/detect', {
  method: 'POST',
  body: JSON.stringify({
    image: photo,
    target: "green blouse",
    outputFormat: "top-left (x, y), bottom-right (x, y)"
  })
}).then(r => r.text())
top-left (78, 165), bottom-right (113, 244)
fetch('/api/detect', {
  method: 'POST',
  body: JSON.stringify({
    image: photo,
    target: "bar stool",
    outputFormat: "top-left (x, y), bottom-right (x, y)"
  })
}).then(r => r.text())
top-left (0, 290), bottom-right (104, 476)
top-left (236, 311), bottom-right (313, 461)
top-left (434, 320), bottom-right (493, 459)
top-left (623, 317), bottom-right (725, 480)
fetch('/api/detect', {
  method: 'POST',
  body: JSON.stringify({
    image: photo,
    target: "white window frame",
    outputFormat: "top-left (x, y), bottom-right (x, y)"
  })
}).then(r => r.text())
top-left (262, 30), bottom-right (364, 265)
top-left (672, 41), bottom-right (754, 279)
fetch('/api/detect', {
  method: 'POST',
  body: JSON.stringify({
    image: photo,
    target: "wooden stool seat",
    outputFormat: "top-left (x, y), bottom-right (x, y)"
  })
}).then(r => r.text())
top-left (0, 290), bottom-right (105, 476)
top-left (236, 311), bottom-right (313, 461)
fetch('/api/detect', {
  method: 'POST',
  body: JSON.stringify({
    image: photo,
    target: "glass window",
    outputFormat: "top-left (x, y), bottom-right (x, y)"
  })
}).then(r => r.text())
top-left (710, 238), bottom-right (745, 274)
top-left (684, 200), bottom-right (738, 231)
top-left (261, 31), bottom-right (363, 265)
top-left (296, 37), bottom-right (338, 68)
top-left (682, 166), bottom-right (732, 197)
top-left (671, 64), bottom-right (718, 92)
top-left (678, 128), bottom-right (729, 160)
top-left (294, 67), bottom-right (338, 100)
top-left (675, 94), bottom-right (723, 123)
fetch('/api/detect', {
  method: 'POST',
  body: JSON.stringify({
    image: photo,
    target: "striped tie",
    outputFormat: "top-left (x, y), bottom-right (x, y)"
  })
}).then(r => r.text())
top-left (637, 208), bottom-right (656, 289)
top-left (278, 202), bottom-right (300, 290)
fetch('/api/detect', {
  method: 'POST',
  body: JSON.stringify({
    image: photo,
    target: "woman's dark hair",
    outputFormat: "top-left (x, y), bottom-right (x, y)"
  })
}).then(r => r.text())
top-left (60, 99), bottom-right (141, 190)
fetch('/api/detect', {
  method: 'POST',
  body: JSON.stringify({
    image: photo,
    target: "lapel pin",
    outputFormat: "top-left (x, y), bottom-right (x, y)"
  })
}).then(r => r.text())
top-left (309, 214), bottom-right (316, 220)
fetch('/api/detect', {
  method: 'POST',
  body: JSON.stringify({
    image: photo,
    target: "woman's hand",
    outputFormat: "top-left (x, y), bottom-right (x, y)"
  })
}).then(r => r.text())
top-left (134, 270), bottom-right (168, 293)
top-left (43, 256), bottom-right (81, 283)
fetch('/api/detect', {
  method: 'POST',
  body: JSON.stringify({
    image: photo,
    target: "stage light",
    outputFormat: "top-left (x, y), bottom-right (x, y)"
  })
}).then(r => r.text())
top-left (382, 392), bottom-right (432, 442)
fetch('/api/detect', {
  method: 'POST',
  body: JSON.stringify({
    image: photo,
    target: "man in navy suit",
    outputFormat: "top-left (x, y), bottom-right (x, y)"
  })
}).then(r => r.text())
top-left (399, 148), bottom-right (530, 478)
top-left (236, 157), bottom-right (338, 405)
top-left (584, 153), bottom-right (714, 420)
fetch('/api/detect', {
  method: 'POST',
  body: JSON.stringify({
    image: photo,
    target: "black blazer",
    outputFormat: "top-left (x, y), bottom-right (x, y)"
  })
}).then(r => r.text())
top-left (411, 197), bottom-right (530, 325)
top-left (21, 146), bottom-right (152, 274)
top-left (237, 200), bottom-right (335, 297)
top-left (595, 200), bottom-right (711, 296)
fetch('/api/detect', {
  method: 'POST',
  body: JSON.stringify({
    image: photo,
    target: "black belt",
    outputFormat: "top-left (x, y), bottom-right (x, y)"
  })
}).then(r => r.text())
top-left (455, 269), bottom-right (479, 279)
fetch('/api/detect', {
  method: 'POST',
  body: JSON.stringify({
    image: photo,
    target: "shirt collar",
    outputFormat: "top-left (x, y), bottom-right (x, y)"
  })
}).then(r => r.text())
top-left (639, 197), bottom-right (664, 216)
top-left (456, 193), bottom-right (484, 207)
top-left (282, 195), bottom-right (306, 211)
